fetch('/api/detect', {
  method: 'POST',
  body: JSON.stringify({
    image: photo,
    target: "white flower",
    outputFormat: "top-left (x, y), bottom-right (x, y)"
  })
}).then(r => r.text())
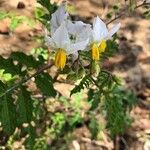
top-left (67, 20), bottom-right (91, 39)
top-left (45, 23), bottom-right (89, 69)
top-left (66, 20), bottom-right (92, 60)
top-left (92, 16), bottom-right (121, 42)
top-left (91, 16), bottom-right (121, 60)
top-left (50, 4), bottom-right (69, 35)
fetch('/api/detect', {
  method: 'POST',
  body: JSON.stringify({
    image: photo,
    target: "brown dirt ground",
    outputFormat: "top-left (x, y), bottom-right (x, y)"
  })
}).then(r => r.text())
top-left (0, 0), bottom-right (150, 149)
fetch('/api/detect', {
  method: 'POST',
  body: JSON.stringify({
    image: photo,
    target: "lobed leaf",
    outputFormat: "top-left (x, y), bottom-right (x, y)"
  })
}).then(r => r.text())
top-left (0, 11), bottom-right (9, 20)
top-left (0, 82), bottom-right (17, 135)
top-left (70, 75), bottom-right (94, 96)
top-left (17, 86), bottom-right (33, 124)
top-left (11, 52), bottom-right (41, 68)
top-left (88, 91), bottom-right (101, 111)
top-left (104, 85), bottom-right (136, 137)
top-left (37, 0), bottom-right (57, 14)
top-left (9, 16), bottom-right (23, 31)
top-left (35, 72), bottom-right (57, 97)
top-left (89, 117), bottom-right (99, 139)
top-left (0, 56), bottom-right (20, 76)
top-left (17, 86), bottom-right (36, 148)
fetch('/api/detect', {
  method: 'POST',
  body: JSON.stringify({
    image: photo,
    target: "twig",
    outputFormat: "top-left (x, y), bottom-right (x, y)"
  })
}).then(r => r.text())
top-left (107, 13), bottom-right (124, 25)
top-left (135, 1), bottom-right (150, 9)
top-left (0, 62), bottom-right (54, 98)
top-left (115, 135), bottom-right (120, 150)
top-left (53, 71), bottom-right (59, 81)
top-left (120, 137), bottom-right (130, 150)
top-left (106, 1), bottom-right (150, 25)
top-left (81, 137), bottom-right (114, 150)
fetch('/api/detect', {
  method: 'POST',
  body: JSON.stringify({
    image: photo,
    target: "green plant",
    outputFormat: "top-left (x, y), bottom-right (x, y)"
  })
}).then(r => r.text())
top-left (0, 11), bottom-right (35, 31)
top-left (0, 0), bottom-right (148, 149)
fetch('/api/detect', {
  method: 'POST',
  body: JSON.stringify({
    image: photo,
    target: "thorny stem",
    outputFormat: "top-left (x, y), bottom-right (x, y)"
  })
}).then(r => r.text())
top-left (106, 1), bottom-right (150, 25)
top-left (0, 63), bottom-right (54, 98)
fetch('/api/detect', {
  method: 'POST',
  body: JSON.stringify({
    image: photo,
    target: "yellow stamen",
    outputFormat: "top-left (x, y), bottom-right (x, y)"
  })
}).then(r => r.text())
top-left (55, 48), bottom-right (67, 70)
top-left (92, 43), bottom-right (99, 60)
top-left (99, 39), bottom-right (106, 53)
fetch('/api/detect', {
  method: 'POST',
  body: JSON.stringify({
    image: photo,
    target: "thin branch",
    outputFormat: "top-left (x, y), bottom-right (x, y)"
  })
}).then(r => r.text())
top-left (120, 137), bottom-right (130, 150)
top-left (81, 137), bottom-right (114, 150)
top-left (0, 62), bottom-right (54, 98)
top-left (106, 1), bottom-right (150, 25)
top-left (107, 13), bottom-right (124, 25)
top-left (135, 1), bottom-right (150, 9)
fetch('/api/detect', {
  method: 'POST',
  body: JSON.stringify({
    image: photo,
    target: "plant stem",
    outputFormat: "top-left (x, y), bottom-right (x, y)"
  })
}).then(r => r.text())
top-left (0, 63), bottom-right (53, 98)
top-left (106, 1), bottom-right (150, 25)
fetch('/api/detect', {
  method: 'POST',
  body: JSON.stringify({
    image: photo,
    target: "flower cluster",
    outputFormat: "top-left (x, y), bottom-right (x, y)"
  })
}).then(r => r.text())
top-left (45, 4), bottom-right (121, 70)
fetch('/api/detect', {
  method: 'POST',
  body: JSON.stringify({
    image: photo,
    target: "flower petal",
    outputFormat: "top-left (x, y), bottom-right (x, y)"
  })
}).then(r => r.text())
top-left (52, 23), bottom-right (70, 50)
top-left (50, 4), bottom-right (69, 35)
top-left (106, 23), bottom-right (121, 39)
top-left (93, 16), bottom-right (108, 42)
top-left (76, 24), bottom-right (92, 42)
top-left (67, 20), bottom-right (91, 35)
top-left (45, 35), bottom-right (56, 49)
top-left (72, 52), bottom-right (79, 62)
top-left (69, 39), bottom-right (89, 54)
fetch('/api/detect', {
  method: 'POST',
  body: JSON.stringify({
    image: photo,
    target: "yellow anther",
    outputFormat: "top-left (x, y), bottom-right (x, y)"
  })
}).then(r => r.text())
top-left (91, 43), bottom-right (99, 60)
top-left (55, 49), bottom-right (67, 70)
top-left (99, 39), bottom-right (106, 53)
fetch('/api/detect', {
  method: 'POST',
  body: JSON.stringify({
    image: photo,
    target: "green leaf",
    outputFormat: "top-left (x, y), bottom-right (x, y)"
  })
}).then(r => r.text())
top-left (129, 0), bottom-right (137, 12)
top-left (17, 86), bottom-right (33, 124)
top-left (106, 12), bottom-right (113, 19)
top-left (24, 17), bottom-right (35, 27)
top-left (89, 117), bottom-right (99, 139)
top-left (0, 80), bottom-right (6, 95)
top-left (25, 125), bottom-right (36, 149)
top-left (34, 7), bottom-right (47, 19)
top-left (112, 75), bottom-right (122, 85)
top-left (67, 72), bottom-right (78, 81)
top-left (91, 61), bottom-right (100, 76)
top-left (17, 86), bottom-right (35, 148)
top-left (0, 56), bottom-right (20, 75)
top-left (104, 85), bottom-right (137, 137)
top-left (143, 10), bottom-right (150, 19)
top-left (41, 13), bottom-right (51, 21)
top-left (101, 40), bottom-right (118, 60)
top-left (9, 16), bottom-right (23, 31)
top-left (87, 89), bottom-right (94, 102)
top-left (68, 113), bottom-right (83, 128)
top-left (0, 84), bottom-right (17, 135)
top-left (89, 92), bottom-right (101, 111)
top-left (0, 71), bottom-right (12, 82)
top-left (31, 47), bottom-right (48, 61)
top-left (77, 67), bottom-right (85, 79)
top-left (37, 0), bottom-right (57, 14)
top-left (59, 65), bottom-right (72, 74)
top-left (35, 73), bottom-right (56, 97)
top-left (0, 11), bottom-right (9, 20)
top-left (11, 52), bottom-right (41, 68)
top-left (70, 75), bottom-right (94, 96)
top-left (96, 71), bottom-right (117, 91)
top-left (113, 5), bottom-right (119, 10)
top-left (35, 0), bottom-right (57, 28)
